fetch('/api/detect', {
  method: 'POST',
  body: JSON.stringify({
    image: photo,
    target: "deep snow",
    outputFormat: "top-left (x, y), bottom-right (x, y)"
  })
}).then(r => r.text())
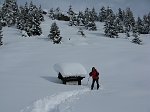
top-left (0, 14), bottom-right (150, 112)
top-left (54, 62), bottom-right (87, 77)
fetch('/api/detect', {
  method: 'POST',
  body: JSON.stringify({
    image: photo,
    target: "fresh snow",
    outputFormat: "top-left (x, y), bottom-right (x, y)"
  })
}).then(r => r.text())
top-left (20, 88), bottom-right (89, 112)
top-left (0, 14), bottom-right (150, 112)
top-left (54, 62), bottom-right (87, 77)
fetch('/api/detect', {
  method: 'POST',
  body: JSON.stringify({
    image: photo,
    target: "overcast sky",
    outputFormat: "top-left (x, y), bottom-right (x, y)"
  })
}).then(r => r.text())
top-left (0, 0), bottom-right (150, 17)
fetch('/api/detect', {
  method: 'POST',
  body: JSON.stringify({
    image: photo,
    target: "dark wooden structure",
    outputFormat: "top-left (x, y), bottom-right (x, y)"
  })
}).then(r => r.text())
top-left (58, 72), bottom-right (85, 85)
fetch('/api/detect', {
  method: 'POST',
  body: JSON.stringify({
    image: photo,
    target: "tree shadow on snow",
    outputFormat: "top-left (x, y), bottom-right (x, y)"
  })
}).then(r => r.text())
top-left (41, 76), bottom-right (62, 84)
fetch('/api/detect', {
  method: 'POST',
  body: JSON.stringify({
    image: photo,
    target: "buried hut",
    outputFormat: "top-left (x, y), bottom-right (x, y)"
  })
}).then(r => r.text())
top-left (54, 63), bottom-right (87, 85)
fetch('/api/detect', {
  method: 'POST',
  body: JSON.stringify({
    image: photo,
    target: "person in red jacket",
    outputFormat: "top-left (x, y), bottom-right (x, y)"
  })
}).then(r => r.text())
top-left (89, 67), bottom-right (100, 90)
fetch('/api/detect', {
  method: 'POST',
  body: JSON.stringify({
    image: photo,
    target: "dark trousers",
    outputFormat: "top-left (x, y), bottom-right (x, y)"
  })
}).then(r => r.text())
top-left (91, 79), bottom-right (99, 90)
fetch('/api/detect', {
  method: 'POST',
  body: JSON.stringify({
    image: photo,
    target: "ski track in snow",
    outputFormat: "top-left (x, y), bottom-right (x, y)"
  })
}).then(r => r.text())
top-left (20, 88), bottom-right (90, 112)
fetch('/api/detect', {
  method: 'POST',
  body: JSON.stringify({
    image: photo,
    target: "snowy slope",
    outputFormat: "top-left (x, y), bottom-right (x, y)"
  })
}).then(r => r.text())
top-left (0, 14), bottom-right (150, 112)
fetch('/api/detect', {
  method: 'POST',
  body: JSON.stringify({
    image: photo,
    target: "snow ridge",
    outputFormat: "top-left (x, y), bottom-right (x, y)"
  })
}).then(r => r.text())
top-left (20, 88), bottom-right (90, 112)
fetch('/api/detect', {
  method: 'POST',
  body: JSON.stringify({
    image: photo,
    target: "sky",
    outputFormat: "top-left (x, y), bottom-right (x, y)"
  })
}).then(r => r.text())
top-left (0, 0), bottom-right (150, 17)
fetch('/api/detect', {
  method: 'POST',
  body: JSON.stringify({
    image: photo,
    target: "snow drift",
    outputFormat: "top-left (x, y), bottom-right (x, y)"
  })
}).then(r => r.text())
top-left (53, 62), bottom-right (87, 77)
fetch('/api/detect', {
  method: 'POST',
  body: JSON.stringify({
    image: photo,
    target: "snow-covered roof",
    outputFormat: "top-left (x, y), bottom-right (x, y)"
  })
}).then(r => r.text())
top-left (53, 62), bottom-right (87, 77)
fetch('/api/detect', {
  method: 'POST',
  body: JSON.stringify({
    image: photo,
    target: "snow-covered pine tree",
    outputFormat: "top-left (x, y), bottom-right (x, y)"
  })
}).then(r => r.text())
top-left (54, 7), bottom-right (61, 20)
top-left (84, 8), bottom-right (90, 29)
top-left (123, 8), bottom-right (135, 32)
top-left (98, 6), bottom-right (107, 22)
top-left (49, 8), bottom-right (55, 20)
top-left (1, 0), bottom-right (19, 26)
top-left (76, 11), bottom-right (84, 26)
top-left (91, 7), bottom-right (98, 21)
top-left (118, 8), bottom-right (124, 21)
top-left (67, 5), bottom-right (74, 17)
top-left (106, 6), bottom-right (113, 19)
top-left (115, 16), bottom-right (124, 33)
top-left (136, 17), bottom-right (144, 34)
top-left (125, 27), bottom-right (130, 38)
top-left (142, 14), bottom-right (150, 34)
top-left (17, 2), bottom-right (43, 36)
top-left (38, 5), bottom-right (44, 21)
top-left (48, 22), bottom-right (62, 44)
top-left (68, 5), bottom-right (78, 26)
top-left (16, 5), bottom-right (27, 30)
top-left (88, 21), bottom-right (97, 31)
top-left (132, 25), bottom-right (142, 45)
top-left (104, 12), bottom-right (118, 38)
top-left (0, 18), bottom-right (3, 46)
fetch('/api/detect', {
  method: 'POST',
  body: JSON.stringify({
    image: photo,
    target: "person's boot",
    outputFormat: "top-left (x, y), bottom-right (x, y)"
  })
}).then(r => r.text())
top-left (97, 84), bottom-right (99, 90)
top-left (91, 85), bottom-right (94, 90)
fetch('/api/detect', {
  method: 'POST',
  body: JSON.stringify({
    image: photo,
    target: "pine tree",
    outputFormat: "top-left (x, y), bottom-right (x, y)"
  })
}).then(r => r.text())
top-left (17, 2), bottom-right (43, 36)
top-left (142, 14), bottom-right (150, 34)
top-left (91, 7), bottom-right (98, 21)
top-left (84, 8), bottom-right (90, 29)
top-left (115, 16), bottom-right (124, 33)
top-left (76, 11), bottom-right (84, 26)
top-left (136, 17), bottom-right (144, 34)
top-left (88, 21), bottom-right (97, 31)
top-left (118, 8), bottom-right (124, 21)
top-left (54, 7), bottom-right (61, 20)
top-left (0, 18), bottom-right (3, 46)
top-left (49, 8), bottom-right (55, 20)
top-left (48, 22), bottom-right (62, 44)
top-left (68, 5), bottom-right (78, 26)
top-left (104, 13), bottom-right (118, 38)
top-left (1, 0), bottom-right (19, 26)
top-left (67, 5), bottom-right (74, 17)
top-left (124, 8), bottom-right (135, 32)
top-left (132, 25), bottom-right (142, 45)
top-left (98, 6), bottom-right (107, 22)
top-left (106, 6), bottom-right (113, 18)
top-left (38, 5), bottom-right (44, 21)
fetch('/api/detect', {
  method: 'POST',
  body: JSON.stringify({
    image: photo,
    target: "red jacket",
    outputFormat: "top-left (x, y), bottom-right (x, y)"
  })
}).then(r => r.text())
top-left (89, 69), bottom-right (99, 79)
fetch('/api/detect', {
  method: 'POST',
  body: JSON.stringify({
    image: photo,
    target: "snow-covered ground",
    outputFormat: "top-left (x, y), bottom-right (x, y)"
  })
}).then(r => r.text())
top-left (0, 15), bottom-right (150, 112)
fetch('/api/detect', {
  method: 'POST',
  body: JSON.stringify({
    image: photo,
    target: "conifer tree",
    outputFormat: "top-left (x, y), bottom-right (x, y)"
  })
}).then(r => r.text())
top-left (124, 8), bottom-right (135, 32)
top-left (115, 16), bottom-right (124, 33)
top-left (49, 8), bottom-right (55, 20)
top-left (68, 5), bottom-right (78, 26)
top-left (84, 8), bottom-right (90, 29)
top-left (88, 21), bottom-right (97, 31)
top-left (0, 19), bottom-right (3, 46)
top-left (48, 22), bottom-right (62, 44)
top-left (136, 17), bottom-right (144, 34)
top-left (104, 13), bottom-right (118, 38)
top-left (132, 25), bottom-right (142, 45)
top-left (38, 5), bottom-right (44, 21)
top-left (98, 6), bottom-right (107, 22)
top-left (16, 2), bottom-right (43, 36)
top-left (54, 7), bottom-right (61, 20)
top-left (67, 5), bottom-right (74, 17)
top-left (142, 14), bottom-right (150, 34)
top-left (91, 7), bottom-right (98, 21)
top-left (76, 11), bottom-right (84, 26)
top-left (118, 8), bottom-right (124, 21)
top-left (1, 0), bottom-right (19, 26)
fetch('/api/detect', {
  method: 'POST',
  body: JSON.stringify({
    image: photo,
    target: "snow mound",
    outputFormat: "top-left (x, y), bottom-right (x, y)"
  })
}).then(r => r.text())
top-left (53, 62), bottom-right (87, 77)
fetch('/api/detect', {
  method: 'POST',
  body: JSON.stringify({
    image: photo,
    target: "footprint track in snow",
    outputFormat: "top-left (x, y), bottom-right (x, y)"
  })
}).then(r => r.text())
top-left (20, 88), bottom-right (90, 112)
